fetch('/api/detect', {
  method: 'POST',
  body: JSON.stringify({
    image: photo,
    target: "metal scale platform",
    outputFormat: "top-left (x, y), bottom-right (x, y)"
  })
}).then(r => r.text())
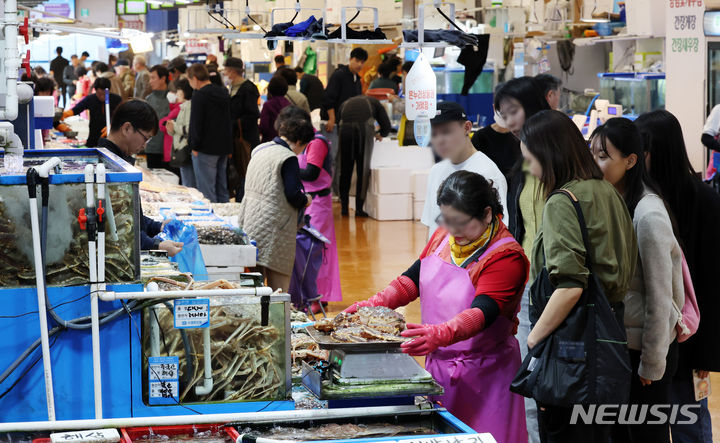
top-left (302, 326), bottom-right (443, 407)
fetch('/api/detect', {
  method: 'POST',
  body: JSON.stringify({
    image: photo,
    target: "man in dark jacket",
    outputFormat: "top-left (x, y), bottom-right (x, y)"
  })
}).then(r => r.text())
top-left (62, 55), bottom-right (79, 101)
top-left (295, 67), bottom-right (324, 111)
top-left (97, 99), bottom-right (183, 256)
top-left (322, 47), bottom-right (368, 133)
top-left (224, 57), bottom-right (260, 202)
top-left (144, 65), bottom-right (171, 169)
top-left (50, 46), bottom-right (69, 107)
top-left (187, 63), bottom-right (233, 203)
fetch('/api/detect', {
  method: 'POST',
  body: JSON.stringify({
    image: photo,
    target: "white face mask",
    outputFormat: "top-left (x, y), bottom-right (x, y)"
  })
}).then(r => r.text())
top-left (166, 91), bottom-right (177, 103)
top-left (494, 110), bottom-right (507, 129)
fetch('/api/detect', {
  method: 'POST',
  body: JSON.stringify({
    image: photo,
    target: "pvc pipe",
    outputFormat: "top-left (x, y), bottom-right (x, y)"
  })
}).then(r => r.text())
top-left (194, 327), bottom-right (213, 395)
top-left (27, 187), bottom-right (56, 421)
top-left (84, 164), bottom-right (103, 419)
top-left (99, 287), bottom-right (275, 301)
top-left (0, 0), bottom-right (19, 121)
top-left (0, 406), bottom-right (422, 433)
top-left (36, 157), bottom-right (61, 178)
top-left (149, 304), bottom-right (161, 357)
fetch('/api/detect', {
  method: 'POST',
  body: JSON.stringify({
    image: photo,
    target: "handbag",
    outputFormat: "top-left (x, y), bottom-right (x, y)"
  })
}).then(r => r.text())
top-left (510, 189), bottom-right (632, 406)
top-left (674, 251), bottom-right (700, 342)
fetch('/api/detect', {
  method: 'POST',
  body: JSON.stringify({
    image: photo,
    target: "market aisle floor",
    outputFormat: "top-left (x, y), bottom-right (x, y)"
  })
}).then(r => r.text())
top-left (324, 203), bottom-right (720, 439)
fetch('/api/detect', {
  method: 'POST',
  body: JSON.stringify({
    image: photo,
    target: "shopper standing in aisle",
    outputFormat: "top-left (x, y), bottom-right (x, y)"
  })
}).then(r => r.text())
top-left (487, 76), bottom-right (549, 443)
top-left (534, 74), bottom-right (562, 110)
top-left (260, 76), bottom-right (292, 143)
top-left (144, 65), bottom-right (171, 170)
top-left (63, 77), bottom-right (121, 147)
top-left (421, 102), bottom-right (507, 238)
top-left (590, 118), bottom-right (683, 443)
top-left (274, 54), bottom-right (286, 71)
top-left (346, 170), bottom-right (528, 440)
top-left (283, 106), bottom-right (343, 305)
top-left (187, 63), bottom-right (233, 203)
top-left (238, 106), bottom-right (314, 292)
top-left (77, 51), bottom-right (90, 71)
top-left (635, 110), bottom-right (720, 443)
top-left (295, 67), bottom-right (324, 112)
top-left (97, 99), bottom-right (183, 257)
top-left (337, 94), bottom-right (392, 216)
top-left (49, 46), bottom-right (69, 108)
top-left (114, 59), bottom-right (134, 101)
top-left (368, 62), bottom-right (399, 93)
top-left (168, 56), bottom-right (188, 87)
top-left (62, 55), bottom-right (79, 106)
top-left (133, 55), bottom-right (151, 99)
top-left (521, 110), bottom-right (637, 443)
top-left (323, 47), bottom-right (368, 194)
top-left (276, 67), bottom-right (311, 114)
top-left (164, 79), bottom-right (195, 188)
top-left (94, 62), bottom-right (123, 98)
top-left (225, 57), bottom-right (261, 201)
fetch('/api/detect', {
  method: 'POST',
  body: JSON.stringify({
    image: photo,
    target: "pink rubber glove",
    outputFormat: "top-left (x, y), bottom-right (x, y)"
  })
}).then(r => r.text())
top-left (400, 308), bottom-right (486, 356)
top-left (343, 275), bottom-right (419, 313)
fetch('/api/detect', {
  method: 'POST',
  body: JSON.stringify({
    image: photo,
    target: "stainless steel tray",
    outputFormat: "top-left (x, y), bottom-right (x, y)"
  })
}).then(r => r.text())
top-left (304, 326), bottom-right (405, 352)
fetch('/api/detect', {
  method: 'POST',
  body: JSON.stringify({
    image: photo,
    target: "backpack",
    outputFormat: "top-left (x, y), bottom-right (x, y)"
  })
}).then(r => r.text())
top-left (674, 252), bottom-right (701, 342)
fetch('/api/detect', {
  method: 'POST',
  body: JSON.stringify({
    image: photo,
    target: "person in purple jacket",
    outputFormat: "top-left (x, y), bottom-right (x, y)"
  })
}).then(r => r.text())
top-left (260, 76), bottom-right (291, 143)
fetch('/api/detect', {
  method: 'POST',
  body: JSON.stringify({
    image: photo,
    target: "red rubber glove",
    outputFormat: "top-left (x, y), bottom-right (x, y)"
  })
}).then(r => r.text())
top-left (343, 275), bottom-right (418, 313)
top-left (400, 308), bottom-right (486, 356)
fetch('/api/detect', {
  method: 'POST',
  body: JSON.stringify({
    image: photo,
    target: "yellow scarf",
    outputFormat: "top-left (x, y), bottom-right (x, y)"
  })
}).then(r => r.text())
top-left (449, 216), bottom-right (499, 266)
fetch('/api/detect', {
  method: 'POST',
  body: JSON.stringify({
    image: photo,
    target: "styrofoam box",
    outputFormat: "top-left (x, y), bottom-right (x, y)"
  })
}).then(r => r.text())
top-left (199, 244), bottom-right (257, 267)
top-left (413, 200), bottom-right (425, 221)
top-left (370, 167), bottom-right (412, 195)
top-left (203, 266), bottom-right (247, 281)
top-left (411, 170), bottom-right (430, 201)
top-left (366, 192), bottom-right (413, 221)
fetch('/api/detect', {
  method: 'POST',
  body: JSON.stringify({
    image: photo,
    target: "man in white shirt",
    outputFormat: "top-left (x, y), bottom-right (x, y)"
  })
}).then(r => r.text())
top-left (421, 102), bottom-right (508, 239)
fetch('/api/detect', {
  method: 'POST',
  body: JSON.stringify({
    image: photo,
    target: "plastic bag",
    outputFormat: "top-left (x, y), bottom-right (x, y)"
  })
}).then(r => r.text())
top-left (159, 219), bottom-right (208, 280)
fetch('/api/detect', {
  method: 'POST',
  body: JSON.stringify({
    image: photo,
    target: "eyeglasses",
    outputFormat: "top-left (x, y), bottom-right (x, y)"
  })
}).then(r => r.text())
top-left (133, 126), bottom-right (152, 145)
top-left (435, 214), bottom-right (475, 231)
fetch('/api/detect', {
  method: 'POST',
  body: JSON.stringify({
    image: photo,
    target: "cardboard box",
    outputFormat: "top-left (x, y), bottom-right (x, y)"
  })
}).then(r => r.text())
top-left (411, 170), bottom-right (430, 201)
top-left (366, 192), bottom-right (413, 221)
top-left (199, 244), bottom-right (257, 267)
top-left (413, 200), bottom-right (425, 221)
top-left (370, 167), bottom-right (412, 195)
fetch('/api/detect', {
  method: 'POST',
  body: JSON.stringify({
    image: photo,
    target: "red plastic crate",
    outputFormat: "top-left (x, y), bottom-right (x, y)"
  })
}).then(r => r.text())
top-left (120, 424), bottom-right (237, 442)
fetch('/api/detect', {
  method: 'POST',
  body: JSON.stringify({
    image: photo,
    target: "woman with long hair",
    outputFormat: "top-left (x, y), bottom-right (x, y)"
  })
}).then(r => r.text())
top-left (520, 110), bottom-right (637, 442)
top-left (591, 118), bottom-right (683, 443)
top-left (635, 110), bottom-right (720, 443)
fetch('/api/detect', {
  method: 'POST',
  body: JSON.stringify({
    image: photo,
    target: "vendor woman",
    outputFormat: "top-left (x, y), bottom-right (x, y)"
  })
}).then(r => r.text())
top-left (346, 170), bottom-right (529, 440)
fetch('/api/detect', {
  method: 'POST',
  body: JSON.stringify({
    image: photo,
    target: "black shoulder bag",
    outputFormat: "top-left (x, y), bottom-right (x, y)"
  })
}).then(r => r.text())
top-left (510, 189), bottom-right (632, 406)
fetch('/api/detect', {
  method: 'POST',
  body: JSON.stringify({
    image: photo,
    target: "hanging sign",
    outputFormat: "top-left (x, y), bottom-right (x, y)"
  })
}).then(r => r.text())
top-left (404, 53), bottom-right (437, 120)
top-left (185, 38), bottom-right (212, 54)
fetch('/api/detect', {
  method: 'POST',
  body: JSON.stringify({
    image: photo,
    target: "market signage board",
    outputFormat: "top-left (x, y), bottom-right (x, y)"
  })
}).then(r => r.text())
top-left (665, 0), bottom-right (707, 171)
top-left (174, 298), bottom-right (210, 328)
top-left (148, 356), bottom-right (180, 405)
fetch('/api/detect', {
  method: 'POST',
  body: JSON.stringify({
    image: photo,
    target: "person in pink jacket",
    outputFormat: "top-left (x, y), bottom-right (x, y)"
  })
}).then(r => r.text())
top-left (159, 79), bottom-right (193, 164)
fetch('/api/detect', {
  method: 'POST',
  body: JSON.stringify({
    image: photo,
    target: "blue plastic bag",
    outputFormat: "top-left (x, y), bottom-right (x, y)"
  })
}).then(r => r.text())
top-left (159, 219), bottom-right (208, 280)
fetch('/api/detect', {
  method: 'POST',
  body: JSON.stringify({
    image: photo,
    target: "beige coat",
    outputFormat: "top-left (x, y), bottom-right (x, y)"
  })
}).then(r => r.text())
top-left (238, 141), bottom-right (299, 275)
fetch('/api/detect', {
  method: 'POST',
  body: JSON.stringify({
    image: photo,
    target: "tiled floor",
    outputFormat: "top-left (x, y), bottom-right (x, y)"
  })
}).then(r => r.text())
top-left (325, 203), bottom-right (720, 440)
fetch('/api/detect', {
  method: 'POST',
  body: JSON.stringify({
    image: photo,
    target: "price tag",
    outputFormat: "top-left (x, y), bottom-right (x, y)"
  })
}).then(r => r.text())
top-left (50, 429), bottom-right (120, 442)
top-left (148, 356), bottom-right (179, 405)
top-left (174, 298), bottom-right (210, 329)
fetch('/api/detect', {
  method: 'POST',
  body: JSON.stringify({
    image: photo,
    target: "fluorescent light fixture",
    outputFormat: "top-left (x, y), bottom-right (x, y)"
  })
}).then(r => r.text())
top-left (129, 35), bottom-right (153, 53)
top-left (146, 0), bottom-right (163, 4)
top-left (252, 24), bottom-right (260, 31)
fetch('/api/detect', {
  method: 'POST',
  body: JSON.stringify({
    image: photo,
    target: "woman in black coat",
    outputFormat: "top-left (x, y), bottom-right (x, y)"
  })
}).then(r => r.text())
top-left (635, 110), bottom-right (720, 443)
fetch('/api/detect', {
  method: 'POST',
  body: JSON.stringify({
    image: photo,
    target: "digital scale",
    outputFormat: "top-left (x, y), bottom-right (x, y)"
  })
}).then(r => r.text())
top-left (302, 327), bottom-right (443, 407)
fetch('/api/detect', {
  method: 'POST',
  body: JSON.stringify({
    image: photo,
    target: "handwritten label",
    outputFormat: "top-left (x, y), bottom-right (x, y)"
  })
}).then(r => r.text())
top-left (148, 356), bottom-right (179, 405)
top-left (174, 298), bottom-right (210, 329)
top-left (51, 429), bottom-right (120, 442)
top-left (401, 434), bottom-right (497, 443)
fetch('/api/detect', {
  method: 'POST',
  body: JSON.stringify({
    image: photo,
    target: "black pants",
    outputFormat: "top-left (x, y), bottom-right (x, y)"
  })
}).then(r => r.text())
top-left (338, 125), bottom-right (368, 212)
top-left (611, 339), bottom-right (679, 443)
top-left (538, 403), bottom-right (612, 443)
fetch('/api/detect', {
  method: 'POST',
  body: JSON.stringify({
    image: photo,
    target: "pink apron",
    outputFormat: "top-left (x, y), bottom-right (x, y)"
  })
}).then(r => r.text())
top-left (298, 139), bottom-right (342, 302)
top-left (420, 234), bottom-right (527, 442)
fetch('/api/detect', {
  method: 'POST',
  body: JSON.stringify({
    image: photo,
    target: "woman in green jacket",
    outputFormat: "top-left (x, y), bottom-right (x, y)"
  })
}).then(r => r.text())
top-left (520, 110), bottom-right (638, 442)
